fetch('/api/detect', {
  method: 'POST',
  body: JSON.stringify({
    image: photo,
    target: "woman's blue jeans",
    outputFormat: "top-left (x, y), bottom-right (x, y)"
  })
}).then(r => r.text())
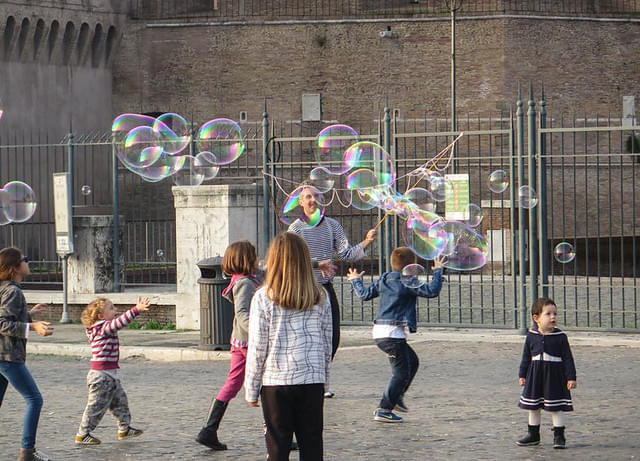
top-left (0, 361), bottom-right (43, 449)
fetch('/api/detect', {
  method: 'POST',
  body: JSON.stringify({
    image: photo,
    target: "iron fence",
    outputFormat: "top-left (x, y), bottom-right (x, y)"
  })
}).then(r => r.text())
top-left (131, 0), bottom-right (640, 21)
top-left (1, 96), bottom-right (639, 331)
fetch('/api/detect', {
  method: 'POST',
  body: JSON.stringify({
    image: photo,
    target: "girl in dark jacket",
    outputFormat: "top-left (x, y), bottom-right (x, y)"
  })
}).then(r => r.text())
top-left (0, 247), bottom-right (54, 461)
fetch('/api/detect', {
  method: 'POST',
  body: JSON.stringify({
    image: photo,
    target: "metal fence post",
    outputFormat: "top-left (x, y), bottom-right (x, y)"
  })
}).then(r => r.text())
top-left (262, 103), bottom-right (271, 247)
top-left (527, 83), bottom-right (539, 303)
top-left (67, 130), bottom-right (74, 207)
top-left (516, 86), bottom-right (528, 334)
top-left (509, 111), bottom-right (518, 329)
top-left (111, 133), bottom-right (121, 291)
top-left (383, 105), bottom-right (392, 272)
top-left (537, 85), bottom-right (549, 298)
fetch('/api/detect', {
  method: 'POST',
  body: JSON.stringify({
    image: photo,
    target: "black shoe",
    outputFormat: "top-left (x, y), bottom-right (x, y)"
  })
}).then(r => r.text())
top-left (516, 424), bottom-right (540, 446)
top-left (196, 399), bottom-right (228, 450)
top-left (553, 426), bottom-right (566, 449)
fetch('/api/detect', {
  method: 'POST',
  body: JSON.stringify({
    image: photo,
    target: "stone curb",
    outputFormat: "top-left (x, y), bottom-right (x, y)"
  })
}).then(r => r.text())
top-left (26, 329), bottom-right (640, 361)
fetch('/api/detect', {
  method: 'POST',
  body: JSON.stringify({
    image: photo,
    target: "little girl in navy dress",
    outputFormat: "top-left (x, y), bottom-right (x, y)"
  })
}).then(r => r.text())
top-left (517, 297), bottom-right (577, 449)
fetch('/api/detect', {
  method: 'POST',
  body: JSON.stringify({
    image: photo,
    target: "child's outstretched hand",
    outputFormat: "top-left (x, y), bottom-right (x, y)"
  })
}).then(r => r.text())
top-left (518, 378), bottom-right (526, 386)
top-left (567, 380), bottom-right (577, 390)
top-left (135, 297), bottom-right (151, 312)
top-left (29, 303), bottom-right (48, 316)
top-left (432, 256), bottom-right (446, 270)
top-left (346, 268), bottom-right (365, 281)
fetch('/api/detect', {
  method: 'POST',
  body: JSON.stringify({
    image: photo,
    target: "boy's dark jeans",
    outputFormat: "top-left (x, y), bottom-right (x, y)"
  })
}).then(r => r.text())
top-left (375, 338), bottom-right (419, 411)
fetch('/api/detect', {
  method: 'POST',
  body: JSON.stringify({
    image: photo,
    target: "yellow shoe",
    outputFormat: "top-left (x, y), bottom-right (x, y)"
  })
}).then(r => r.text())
top-left (117, 427), bottom-right (144, 440)
top-left (75, 433), bottom-right (101, 445)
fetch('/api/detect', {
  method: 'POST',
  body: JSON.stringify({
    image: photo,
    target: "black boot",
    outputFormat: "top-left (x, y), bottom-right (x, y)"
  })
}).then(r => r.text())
top-left (553, 426), bottom-right (566, 449)
top-left (196, 399), bottom-right (228, 450)
top-left (516, 425), bottom-right (540, 446)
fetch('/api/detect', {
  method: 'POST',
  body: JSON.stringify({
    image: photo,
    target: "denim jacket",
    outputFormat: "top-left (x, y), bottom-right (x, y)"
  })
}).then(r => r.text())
top-left (0, 281), bottom-right (31, 363)
top-left (350, 269), bottom-right (443, 333)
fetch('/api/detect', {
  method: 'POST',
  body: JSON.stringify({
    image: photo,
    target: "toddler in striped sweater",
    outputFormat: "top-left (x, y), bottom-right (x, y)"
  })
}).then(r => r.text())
top-left (75, 296), bottom-right (151, 445)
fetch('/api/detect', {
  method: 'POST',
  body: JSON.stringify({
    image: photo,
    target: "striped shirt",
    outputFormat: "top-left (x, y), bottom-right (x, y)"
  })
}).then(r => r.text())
top-left (288, 217), bottom-right (367, 284)
top-left (86, 308), bottom-right (139, 370)
top-left (244, 286), bottom-right (333, 403)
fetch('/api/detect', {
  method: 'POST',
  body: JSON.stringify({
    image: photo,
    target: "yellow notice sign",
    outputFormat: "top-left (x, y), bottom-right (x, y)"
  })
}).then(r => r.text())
top-left (444, 174), bottom-right (470, 221)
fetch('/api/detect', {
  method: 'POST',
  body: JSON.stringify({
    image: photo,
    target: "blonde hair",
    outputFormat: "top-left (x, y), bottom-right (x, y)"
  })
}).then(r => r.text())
top-left (82, 298), bottom-right (110, 326)
top-left (264, 232), bottom-right (324, 311)
top-left (222, 240), bottom-right (257, 275)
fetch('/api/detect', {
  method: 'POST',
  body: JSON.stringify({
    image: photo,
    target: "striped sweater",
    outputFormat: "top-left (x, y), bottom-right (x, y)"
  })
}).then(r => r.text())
top-left (288, 217), bottom-right (366, 284)
top-left (86, 307), bottom-right (139, 370)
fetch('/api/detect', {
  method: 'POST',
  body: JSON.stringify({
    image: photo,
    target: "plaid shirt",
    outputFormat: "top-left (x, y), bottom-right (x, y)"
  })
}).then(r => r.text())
top-left (244, 286), bottom-right (333, 402)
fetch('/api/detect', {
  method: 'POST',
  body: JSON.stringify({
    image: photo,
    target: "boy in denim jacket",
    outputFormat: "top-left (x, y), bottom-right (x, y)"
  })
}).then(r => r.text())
top-left (348, 247), bottom-right (444, 423)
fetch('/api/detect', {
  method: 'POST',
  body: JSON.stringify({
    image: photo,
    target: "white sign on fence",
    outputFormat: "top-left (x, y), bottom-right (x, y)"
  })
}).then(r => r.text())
top-left (53, 172), bottom-right (74, 255)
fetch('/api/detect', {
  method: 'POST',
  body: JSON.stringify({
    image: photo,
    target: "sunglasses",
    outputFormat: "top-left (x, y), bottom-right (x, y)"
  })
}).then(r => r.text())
top-left (19, 256), bottom-right (29, 264)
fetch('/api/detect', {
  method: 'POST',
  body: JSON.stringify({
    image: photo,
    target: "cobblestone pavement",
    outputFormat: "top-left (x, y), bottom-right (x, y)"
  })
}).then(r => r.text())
top-left (1, 339), bottom-right (639, 461)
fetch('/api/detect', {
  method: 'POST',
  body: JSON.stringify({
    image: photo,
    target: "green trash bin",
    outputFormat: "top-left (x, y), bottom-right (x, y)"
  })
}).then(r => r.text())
top-left (197, 257), bottom-right (233, 351)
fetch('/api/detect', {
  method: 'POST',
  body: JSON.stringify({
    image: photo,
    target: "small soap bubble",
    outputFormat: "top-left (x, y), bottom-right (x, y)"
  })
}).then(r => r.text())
top-left (401, 264), bottom-right (427, 289)
top-left (554, 242), bottom-right (575, 264)
top-left (81, 185), bottom-right (92, 196)
top-left (156, 249), bottom-right (165, 258)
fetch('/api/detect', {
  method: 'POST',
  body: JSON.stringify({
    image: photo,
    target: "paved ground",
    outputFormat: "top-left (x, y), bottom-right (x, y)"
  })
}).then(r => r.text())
top-left (2, 332), bottom-right (639, 460)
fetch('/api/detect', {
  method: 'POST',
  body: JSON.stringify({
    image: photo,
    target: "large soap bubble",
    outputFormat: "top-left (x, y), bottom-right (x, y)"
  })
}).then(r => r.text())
top-left (403, 210), bottom-right (447, 260)
top-left (309, 167), bottom-right (335, 193)
top-left (316, 124), bottom-right (359, 174)
top-left (280, 185), bottom-right (325, 228)
top-left (173, 155), bottom-right (205, 186)
top-left (121, 126), bottom-right (164, 169)
top-left (197, 118), bottom-right (245, 165)
top-left (430, 221), bottom-right (488, 271)
top-left (0, 181), bottom-right (37, 223)
top-left (344, 141), bottom-right (395, 186)
top-left (153, 113), bottom-right (191, 155)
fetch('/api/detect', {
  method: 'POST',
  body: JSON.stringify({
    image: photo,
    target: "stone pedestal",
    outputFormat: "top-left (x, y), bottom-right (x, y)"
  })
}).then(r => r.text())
top-left (68, 215), bottom-right (124, 294)
top-left (173, 184), bottom-right (265, 329)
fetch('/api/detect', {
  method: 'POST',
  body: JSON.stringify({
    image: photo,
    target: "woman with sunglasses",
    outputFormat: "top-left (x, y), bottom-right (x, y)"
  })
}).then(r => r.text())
top-left (1, 247), bottom-right (54, 461)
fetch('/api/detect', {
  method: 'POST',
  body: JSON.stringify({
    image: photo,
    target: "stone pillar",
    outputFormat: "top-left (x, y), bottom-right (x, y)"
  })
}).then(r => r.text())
top-left (68, 215), bottom-right (124, 294)
top-left (173, 184), bottom-right (265, 329)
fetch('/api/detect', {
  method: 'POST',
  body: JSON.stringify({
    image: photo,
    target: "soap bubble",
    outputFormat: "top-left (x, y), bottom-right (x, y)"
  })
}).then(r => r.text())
top-left (344, 141), bottom-right (395, 186)
top-left (154, 113), bottom-right (191, 155)
top-left (81, 185), bottom-right (92, 196)
top-left (172, 155), bottom-right (205, 186)
top-left (280, 185), bottom-right (325, 227)
top-left (316, 124), bottom-right (358, 174)
top-left (197, 118), bottom-right (245, 165)
top-left (429, 221), bottom-right (488, 271)
top-left (122, 125), bottom-right (164, 169)
top-left (402, 211), bottom-right (447, 260)
top-left (428, 173), bottom-right (453, 202)
top-left (518, 185), bottom-right (538, 209)
top-left (194, 152), bottom-right (220, 180)
top-left (156, 249), bottom-right (165, 258)
top-left (488, 169), bottom-right (509, 193)
top-left (465, 203), bottom-right (483, 228)
top-left (0, 181), bottom-right (37, 223)
top-left (309, 167), bottom-right (335, 193)
top-left (401, 264), bottom-right (427, 289)
top-left (554, 242), bottom-right (576, 264)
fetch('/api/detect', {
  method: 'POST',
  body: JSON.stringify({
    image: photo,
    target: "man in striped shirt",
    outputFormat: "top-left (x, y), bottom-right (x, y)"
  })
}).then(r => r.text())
top-left (289, 186), bottom-right (376, 397)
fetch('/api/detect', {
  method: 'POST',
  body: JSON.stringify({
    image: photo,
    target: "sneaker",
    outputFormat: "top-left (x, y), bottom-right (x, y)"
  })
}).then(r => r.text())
top-left (373, 408), bottom-right (403, 423)
top-left (75, 433), bottom-right (101, 445)
top-left (117, 426), bottom-right (144, 440)
top-left (324, 390), bottom-right (335, 398)
top-left (18, 449), bottom-right (52, 461)
top-left (394, 399), bottom-right (409, 413)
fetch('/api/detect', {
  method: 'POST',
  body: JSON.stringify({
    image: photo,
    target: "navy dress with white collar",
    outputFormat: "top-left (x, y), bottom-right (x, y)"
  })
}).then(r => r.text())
top-left (518, 328), bottom-right (577, 412)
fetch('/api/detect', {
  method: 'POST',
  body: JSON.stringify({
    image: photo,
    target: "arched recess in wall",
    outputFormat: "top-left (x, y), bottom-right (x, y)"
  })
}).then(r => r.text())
top-left (76, 22), bottom-right (89, 65)
top-left (62, 21), bottom-right (76, 65)
top-left (33, 18), bottom-right (46, 60)
top-left (105, 25), bottom-right (117, 65)
top-left (90, 23), bottom-right (103, 68)
top-left (48, 20), bottom-right (60, 62)
top-left (17, 18), bottom-right (29, 59)
top-left (3, 16), bottom-right (16, 60)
